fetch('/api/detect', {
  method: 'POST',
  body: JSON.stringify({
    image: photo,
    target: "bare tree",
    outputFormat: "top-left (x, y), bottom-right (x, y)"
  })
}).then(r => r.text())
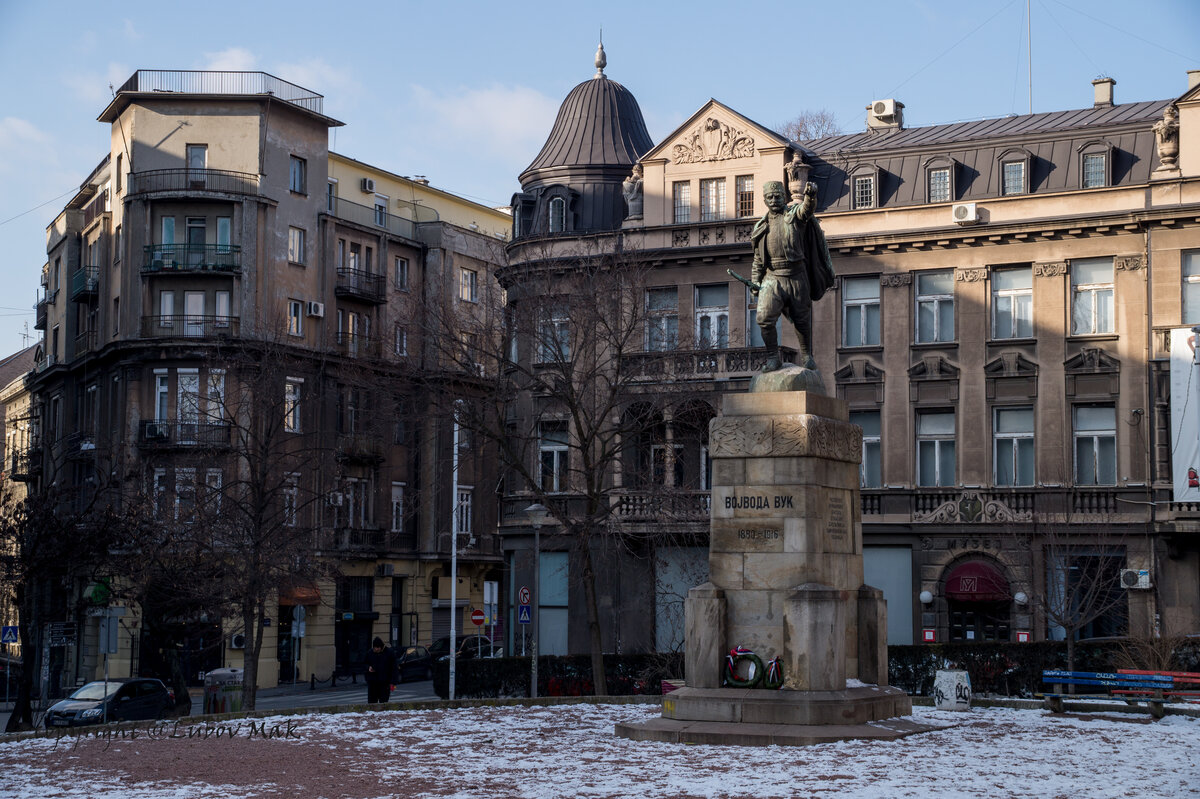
top-left (776, 109), bottom-right (842, 142)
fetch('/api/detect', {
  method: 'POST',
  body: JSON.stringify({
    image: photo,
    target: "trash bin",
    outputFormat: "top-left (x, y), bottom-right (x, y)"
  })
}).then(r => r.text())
top-left (203, 667), bottom-right (244, 714)
top-left (934, 668), bottom-right (972, 711)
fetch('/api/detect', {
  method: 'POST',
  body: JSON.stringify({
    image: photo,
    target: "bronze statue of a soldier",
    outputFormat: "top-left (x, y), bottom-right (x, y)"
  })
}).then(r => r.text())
top-left (750, 178), bottom-right (835, 372)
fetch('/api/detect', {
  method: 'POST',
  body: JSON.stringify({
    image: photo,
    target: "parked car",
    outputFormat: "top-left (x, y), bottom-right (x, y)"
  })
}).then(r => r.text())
top-left (396, 646), bottom-right (432, 682)
top-left (44, 678), bottom-right (174, 728)
top-left (429, 635), bottom-right (501, 662)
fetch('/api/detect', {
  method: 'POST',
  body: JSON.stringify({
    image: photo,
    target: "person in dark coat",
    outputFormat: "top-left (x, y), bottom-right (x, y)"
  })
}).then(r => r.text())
top-left (364, 637), bottom-right (396, 703)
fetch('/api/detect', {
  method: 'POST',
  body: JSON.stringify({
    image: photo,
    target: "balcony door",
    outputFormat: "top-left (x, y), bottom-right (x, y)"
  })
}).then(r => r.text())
top-left (185, 218), bottom-right (206, 267)
top-left (184, 292), bottom-right (205, 337)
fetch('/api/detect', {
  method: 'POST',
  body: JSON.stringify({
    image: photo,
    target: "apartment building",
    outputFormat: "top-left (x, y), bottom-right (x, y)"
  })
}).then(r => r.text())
top-left (11, 70), bottom-right (509, 694)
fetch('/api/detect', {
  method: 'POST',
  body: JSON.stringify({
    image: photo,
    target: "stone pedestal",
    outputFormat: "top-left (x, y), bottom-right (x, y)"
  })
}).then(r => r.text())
top-left (617, 390), bottom-right (934, 746)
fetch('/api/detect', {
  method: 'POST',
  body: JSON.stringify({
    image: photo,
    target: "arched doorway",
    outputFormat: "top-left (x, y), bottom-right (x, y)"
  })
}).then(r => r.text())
top-left (942, 559), bottom-right (1012, 642)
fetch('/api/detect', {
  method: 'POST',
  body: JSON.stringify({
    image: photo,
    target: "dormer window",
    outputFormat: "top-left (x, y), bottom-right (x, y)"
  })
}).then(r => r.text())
top-left (922, 155), bottom-right (957, 204)
top-left (1002, 161), bottom-right (1025, 195)
top-left (997, 147), bottom-right (1033, 196)
top-left (848, 163), bottom-right (879, 210)
top-left (548, 197), bottom-right (566, 233)
top-left (1078, 140), bottom-right (1114, 189)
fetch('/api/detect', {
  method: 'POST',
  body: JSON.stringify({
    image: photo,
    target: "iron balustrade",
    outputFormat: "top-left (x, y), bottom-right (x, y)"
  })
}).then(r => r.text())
top-left (139, 419), bottom-right (231, 447)
top-left (140, 315), bottom-right (240, 338)
top-left (117, 70), bottom-right (324, 114)
top-left (623, 346), bottom-right (797, 379)
top-left (73, 328), bottom-right (98, 356)
top-left (335, 432), bottom-right (385, 461)
top-left (142, 244), bottom-right (242, 273)
top-left (327, 196), bottom-right (416, 239)
top-left (71, 266), bottom-right (99, 299)
top-left (128, 168), bottom-right (261, 196)
top-left (335, 332), bottom-right (381, 359)
top-left (335, 267), bottom-right (386, 303)
top-left (81, 189), bottom-right (110, 228)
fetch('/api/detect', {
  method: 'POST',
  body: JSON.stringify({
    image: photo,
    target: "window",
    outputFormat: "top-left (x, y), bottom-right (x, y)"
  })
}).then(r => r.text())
top-left (1082, 153), bottom-right (1107, 189)
top-left (206, 370), bottom-right (224, 423)
top-left (115, 154), bottom-right (123, 194)
top-left (917, 411), bottom-right (956, 487)
top-left (699, 178), bottom-right (726, 222)
top-left (994, 407), bottom-right (1034, 486)
top-left (390, 482), bottom-right (405, 533)
top-left (736, 175), bottom-right (754, 218)
top-left (928, 167), bottom-right (951, 203)
top-left (53, 258), bottom-right (61, 293)
top-left (842, 277), bottom-right (880, 347)
top-left (394, 325), bottom-right (407, 356)
top-left (374, 195), bottom-right (388, 226)
top-left (175, 468), bottom-right (196, 523)
top-left (348, 243), bottom-right (360, 270)
top-left (1071, 258), bottom-right (1114, 335)
top-left (646, 287), bottom-right (679, 351)
top-left (1074, 405), bottom-right (1116, 485)
top-left (394, 257), bottom-right (409, 290)
top-left (204, 469), bottom-right (223, 515)
top-left (152, 468), bottom-right (167, 519)
top-left (695, 284), bottom-right (729, 348)
top-left (284, 473), bottom-right (299, 527)
top-left (365, 246), bottom-right (373, 272)
top-left (286, 300), bottom-right (303, 337)
top-left (916, 271), bottom-right (954, 343)
top-left (341, 477), bottom-right (371, 529)
top-left (853, 175), bottom-right (875, 209)
top-left (214, 291), bottom-right (230, 326)
top-left (112, 297), bottom-right (119, 335)
top-left (154, 372), bottom-right (169, 421)
top-left (159, 290), bottom-right (175, 326)
top-left (289, 155), bottom-right (307, 194)
top-left (850, 410), bottom-right (882, 488)
top-left (650, 443), bottom-right (684, 487)
top-left (326, 179), bottom-right (337, 212)
top-left (284, 379), bottom-right (302, 433)
top-left (216, 217), bottom-right (231, 252)
top-left (455, 487), bottom-right (473, 535)
top-left (161, 216), bottom-right (175, 246)
top-left (186, 144), bottom-right (207, 172)
top-left (537, 300), bottom-right (570, 363)
top-left (460, 268), bottom-right (478, 303)
top-left (992, 267), bottom-right (1033, 339)
top-left (539, 421), bottom-right (569, 493)
top-left (1184, 251), bottom-right (1200, 323)
top-left (672, 181), bottom-right (691, 224)
top-left (1002, 161), bottom-right (1025, 195)
top-left (287, 227), bottom-right (305, 265)
top-left (548, 197), bottom-right (565, 233)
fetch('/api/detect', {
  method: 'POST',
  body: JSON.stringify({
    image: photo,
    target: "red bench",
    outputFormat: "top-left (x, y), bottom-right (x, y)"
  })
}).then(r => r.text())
top-left (1113, 669), bottom-right (1200, 705)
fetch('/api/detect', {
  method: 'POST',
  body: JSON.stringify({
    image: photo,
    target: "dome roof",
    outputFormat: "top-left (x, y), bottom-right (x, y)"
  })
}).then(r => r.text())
top-left (519, 69), bottom-right (653, 185)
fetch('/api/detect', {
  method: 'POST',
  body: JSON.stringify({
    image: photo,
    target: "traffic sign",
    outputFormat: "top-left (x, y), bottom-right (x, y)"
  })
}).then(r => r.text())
top-left (517, 605), bottom-right (532, 624)
top-left (471, 608), bottom-right (486, 626)
top-left (518, 585), bottom-right (531, 605)
top-left (1, 626), bottom-right (17, 644)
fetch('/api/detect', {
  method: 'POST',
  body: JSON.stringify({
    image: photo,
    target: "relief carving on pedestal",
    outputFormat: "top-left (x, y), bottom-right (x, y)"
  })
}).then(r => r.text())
top-left (710, 414), bottom-right (862, 463)
top-left (673, 117), bottom-right (756, 163)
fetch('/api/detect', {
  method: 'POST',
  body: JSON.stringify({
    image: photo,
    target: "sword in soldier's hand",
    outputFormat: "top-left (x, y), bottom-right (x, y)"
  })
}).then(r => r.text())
top-left (727, 269), bottom-right (761, 294)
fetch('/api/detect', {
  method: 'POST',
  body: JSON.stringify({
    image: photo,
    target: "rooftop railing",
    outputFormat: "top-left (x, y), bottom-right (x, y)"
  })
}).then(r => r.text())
top-left (129, 169), bottom-right (260, 197)
top-left (328, 196), bottom-right (415, 239)
top-left (117, 70), bottom-right (324, 114)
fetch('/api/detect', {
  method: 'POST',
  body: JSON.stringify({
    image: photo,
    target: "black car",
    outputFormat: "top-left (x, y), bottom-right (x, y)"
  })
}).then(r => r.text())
top-left (44, 678), bottom-right (174, 728)
top-left (429, 635), bottom-right (500, 661)
top-left (396, 646), bottom-right (432, 682)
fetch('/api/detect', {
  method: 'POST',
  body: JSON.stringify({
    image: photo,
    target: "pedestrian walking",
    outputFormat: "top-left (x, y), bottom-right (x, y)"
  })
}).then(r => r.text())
top-left (365, 637), bottom-right (396, 703)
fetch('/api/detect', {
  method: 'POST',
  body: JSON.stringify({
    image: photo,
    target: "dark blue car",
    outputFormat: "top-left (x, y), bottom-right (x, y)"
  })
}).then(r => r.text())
top-left (44, 678), bottom-right (173, 727)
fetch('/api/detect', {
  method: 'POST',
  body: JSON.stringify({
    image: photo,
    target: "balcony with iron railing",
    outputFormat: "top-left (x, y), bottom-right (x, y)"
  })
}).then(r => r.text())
top-left (142, 244), bottom-right (242, 275)
top-left (622, 346), bottom-right (797, 381)
top-left (74, 328), bottom-right (98, 357)
top-left (33, 290), bottom-right (57, 330)
top-left (859, 485), bottom-right (1151, 523)
top-left (335, 432), bottom-right (385, 463)
top-left (128, 169), bottom-right (261, 197)
top-left (117, 70), bottom-right (325, 114)
top-left (8, 445), bottom-right (42, 481)
top-left (141, 315), bottom-right (240, 339)
top-left (139, 419), bottom-right (231, 448)
top-left (327, 196), bottom-right (416, 239)
top-left (70, 266), bottom-right (99, 300)
top-left (81, 189), bottom-right (110, 229)
top-left (334, 267), bottom-right (386, 304)
top-left (335, 332), bottom-right (381, 359)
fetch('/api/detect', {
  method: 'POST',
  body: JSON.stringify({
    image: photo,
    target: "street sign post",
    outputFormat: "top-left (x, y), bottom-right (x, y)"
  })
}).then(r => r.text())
top-left (517, 605), bottom-right (532, 624)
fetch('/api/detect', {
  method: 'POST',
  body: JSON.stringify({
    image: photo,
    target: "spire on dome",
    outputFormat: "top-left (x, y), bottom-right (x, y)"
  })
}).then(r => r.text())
top-left (594, 40), bottom-right (607, 77)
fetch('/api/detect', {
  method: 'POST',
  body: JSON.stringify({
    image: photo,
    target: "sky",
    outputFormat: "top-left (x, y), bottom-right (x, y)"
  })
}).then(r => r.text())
top-left (0, 0), bottom-right (1197, 354)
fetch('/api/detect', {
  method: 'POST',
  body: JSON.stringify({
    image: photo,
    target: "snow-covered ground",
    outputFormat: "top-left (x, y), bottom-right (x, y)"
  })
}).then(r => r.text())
top-left (0, 702), bottom-right (1195, 798)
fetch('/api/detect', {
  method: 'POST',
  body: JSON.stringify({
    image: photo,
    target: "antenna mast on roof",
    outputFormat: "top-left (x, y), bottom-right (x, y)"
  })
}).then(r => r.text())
top-left (1028, 0), bottom-right (1033, 114)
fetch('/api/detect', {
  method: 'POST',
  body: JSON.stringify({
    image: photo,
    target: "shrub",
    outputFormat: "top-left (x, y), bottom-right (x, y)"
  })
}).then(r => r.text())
top-left (432, 652), bottom-right (684, 699)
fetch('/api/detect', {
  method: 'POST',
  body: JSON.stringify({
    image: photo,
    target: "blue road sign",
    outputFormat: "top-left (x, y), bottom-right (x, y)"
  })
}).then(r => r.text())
top-left (1, 626), bottom-right (17, 644)
top-left (517, 605), bottom-right (532, 624)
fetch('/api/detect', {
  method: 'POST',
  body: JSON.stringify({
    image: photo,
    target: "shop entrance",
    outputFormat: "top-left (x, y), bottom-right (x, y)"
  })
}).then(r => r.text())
top-left (943, 559), bottom-right (1012, 642)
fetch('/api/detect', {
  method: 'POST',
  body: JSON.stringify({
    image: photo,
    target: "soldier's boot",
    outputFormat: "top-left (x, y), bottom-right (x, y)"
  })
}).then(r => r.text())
top-left (761, 327), bottom-right (783, 372)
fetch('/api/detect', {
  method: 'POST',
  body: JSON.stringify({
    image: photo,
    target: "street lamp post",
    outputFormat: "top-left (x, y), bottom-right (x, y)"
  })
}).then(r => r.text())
top-left (523, 503), bottom-right (548, 699)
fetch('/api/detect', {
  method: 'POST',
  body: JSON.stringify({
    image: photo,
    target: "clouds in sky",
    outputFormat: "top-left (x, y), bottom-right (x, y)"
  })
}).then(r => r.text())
top-left (411, 82), bottom-right (559, 159)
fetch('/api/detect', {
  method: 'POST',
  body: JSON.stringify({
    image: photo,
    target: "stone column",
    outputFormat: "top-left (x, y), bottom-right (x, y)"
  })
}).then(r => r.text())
top-left (684, 583), bottom-right (726, 689)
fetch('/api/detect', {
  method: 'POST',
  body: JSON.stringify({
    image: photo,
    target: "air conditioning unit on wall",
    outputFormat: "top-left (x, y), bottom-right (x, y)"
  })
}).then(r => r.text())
top-left (306, 301), bottom-right (325, 318)
top-left (229, 633), bottom-right (246, 649)
top-left (1120, 568), bottom-right (1152, 589)
top-left (361, 178), bottom-right (376, 193)
top-left (871, 99), bottom-right (898, 119)
top-left (952, 202), bottom-right (980, 225)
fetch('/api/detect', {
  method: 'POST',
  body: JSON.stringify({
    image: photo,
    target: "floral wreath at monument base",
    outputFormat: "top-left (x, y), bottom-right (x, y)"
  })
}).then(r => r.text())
top-left (723, 646), bottom-right (784, 689)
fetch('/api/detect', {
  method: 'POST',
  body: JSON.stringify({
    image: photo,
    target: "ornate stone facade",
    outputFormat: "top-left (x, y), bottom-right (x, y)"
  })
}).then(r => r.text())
top-left (672, 117), bottom-right (756, 163)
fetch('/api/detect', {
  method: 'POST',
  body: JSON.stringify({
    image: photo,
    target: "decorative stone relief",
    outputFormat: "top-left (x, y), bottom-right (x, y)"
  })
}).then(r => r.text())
top-left (955, 268), bottom-right (986, 283)
top-left (1115, 255), bottom-right (1145, 271)
top-left (709, 414), bottom-right (862, 463)
top-left (673, 230), bottom-right (690, 247)
top-left (913, 490), bottom-right (1032, 524)
top-left (699, 227), bottom-right (725, 246)
top-left (880, 273), bottom-right (912, 287)
top-left (672, 117), bottom-right (756, 163)
top-left (1033, 261), bottom-right (1067, 277)
top-left (735, 225), bottom-right (753, 243)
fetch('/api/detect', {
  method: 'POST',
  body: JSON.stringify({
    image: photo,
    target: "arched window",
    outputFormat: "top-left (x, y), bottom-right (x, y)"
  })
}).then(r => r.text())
top-left (548, 197), bottom-right (566, 233)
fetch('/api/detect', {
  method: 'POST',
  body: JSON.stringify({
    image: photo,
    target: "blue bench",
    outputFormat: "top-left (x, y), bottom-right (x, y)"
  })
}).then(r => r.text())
top-left (1041, 669), bottom-right (1174, 718)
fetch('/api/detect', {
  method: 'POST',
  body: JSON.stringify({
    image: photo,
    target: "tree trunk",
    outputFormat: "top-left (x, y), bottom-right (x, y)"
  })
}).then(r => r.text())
top-left (241, 603), bottom-right (260, 710)
top-left (4, 607), bottom-right (35, 732)
top-left (578, 537), bottom-right (608, 696)
top-left (1065, 634), bottom-right (1077, 694)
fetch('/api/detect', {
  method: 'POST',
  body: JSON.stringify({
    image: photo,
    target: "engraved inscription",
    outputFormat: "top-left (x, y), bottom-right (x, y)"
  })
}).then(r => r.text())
top-left (827, 493), bottom-right (848, 539)
top-left (738, 528), bottom-right (781, 541)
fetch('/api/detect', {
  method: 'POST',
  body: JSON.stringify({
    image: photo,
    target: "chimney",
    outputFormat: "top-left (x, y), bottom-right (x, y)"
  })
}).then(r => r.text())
top-left (1188, 70), bottom-right (1200, 91)
top-left (1092, 77), bottom-right (1115, 108)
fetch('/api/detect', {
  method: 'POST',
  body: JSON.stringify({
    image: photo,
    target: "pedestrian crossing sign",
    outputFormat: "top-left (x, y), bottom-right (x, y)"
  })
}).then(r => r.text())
top-left (517, 605), bottom-right (532, 625)
top-left (1, 626), bottom-right (17, 644)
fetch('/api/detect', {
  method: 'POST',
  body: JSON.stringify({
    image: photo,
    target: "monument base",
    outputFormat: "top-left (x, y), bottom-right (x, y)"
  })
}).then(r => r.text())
top-left (749, 364), bottom-right (826, 394)
top-left (615, 686), bottom-right (936, 746)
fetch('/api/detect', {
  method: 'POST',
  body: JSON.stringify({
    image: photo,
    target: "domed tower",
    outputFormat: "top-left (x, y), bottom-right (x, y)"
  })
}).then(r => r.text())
top-left (510, 43), bottom-right (653, 239)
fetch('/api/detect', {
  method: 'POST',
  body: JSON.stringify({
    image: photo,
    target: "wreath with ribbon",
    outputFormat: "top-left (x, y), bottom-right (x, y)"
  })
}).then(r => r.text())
top-left (763, 656), bottom-right (785, 690)
top-left (724, 645), bottom-right (764, 688)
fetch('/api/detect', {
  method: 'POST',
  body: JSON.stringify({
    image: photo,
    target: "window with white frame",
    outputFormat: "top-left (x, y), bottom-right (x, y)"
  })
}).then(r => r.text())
top-left (650, 443), bottom-right (684, 487)
top-left (460, 268), bottom-right (478, 303)
top-left (287, 300), bottom-right (303, 337)
top-left (177, 371), bottom-right (200, 427)
top-left (842, 277), bottom-right (880, 347)
top-left (394, 256), bottom-right (409, 290)
top-left (284, 473), bottom-right (299, 527)
top-left (289, 155), bottom-right (307, 194)
top-left (1184, 251), bottom-right (1200, 323)
top-left (374, 195), bottom-right (388, 226)
top-left (348, 242), bottom-right (360, 270)
top-left (735, 175), bottom-right (754, 217)
top-left (700, 178), bottom-right (726, 222)
top-left (394, 325), bottom-right (407, 356)
top-left (537, 300), bottom-right (570, 362)
top-left (1074, 405), bottom-right (1116, 485)
top-left (1002, 160), bottom-right (1026, 195)
top-left (548, 197), bottom-right (566, 233)
top-left (215, 290), bottom-right (230, 326)
top-left (390, 482), bottom-right (405, 533)
top-left (917, 411), bottom-right (956, 487)
top-left (916, 271), bottom-right (954, 343)
top-left (284, 379), bottom-right (302, 433)
top-left (673, 181), bottom-right (691, 224)
top-left (1070, 258), bottom-right (1114, 335)
top-left (853, 175), bottom-right (875, 210)
top-left (1082, 153), bottom-right (1107, 189)
top-left (539, 421), bottom-right (569, 493)
top-left (695, 284), bottom-right (729, 348)
top-left (850, 410), bottom-right (882, 488)
top-left (343, 476), bottom-right (371, 529)
top-left (455, 487), bottom-right (473, 535)
top-left (287, 226), bottom-right (305, 265)
top-left (159, 290), bottom-right (175, 326)
top-left (154, 372), bottom-right (169, 421)
top-left (175, 467), bottom-right (197, 523)
top-left (186, 144), bottom-right (207, 172)
top-left (992, 267), bottom-right (1033, 339)
top-left (994, 406), bottom-right (1034, 486)
top-left (152, 468), bottom-right (167, 519)
top-left (646, 287), bottom-right (679, 351)
top-left (216, 217), bottom-right (231, 252)
top-left (928, 167), bottom-right (951, 203)
top-left (206, 370), bottom-right (225, 423)
top-left (204, 469), bottom-right (222, 514)
top-left (326, 179), bottom-right (337, 212)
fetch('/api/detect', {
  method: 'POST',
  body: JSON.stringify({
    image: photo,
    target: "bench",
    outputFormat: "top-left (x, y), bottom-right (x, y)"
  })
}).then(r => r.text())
top-left (1112, 669), bottom-right (1200, 705)
top-left (1041, 669), bottom-right (1173, 718)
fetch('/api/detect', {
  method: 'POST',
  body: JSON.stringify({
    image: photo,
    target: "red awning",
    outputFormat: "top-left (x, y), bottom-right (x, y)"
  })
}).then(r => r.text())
top-left (280, 578), bottom-right (321, 606)
top-left (944, 561), bottom-right (1010, 602)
